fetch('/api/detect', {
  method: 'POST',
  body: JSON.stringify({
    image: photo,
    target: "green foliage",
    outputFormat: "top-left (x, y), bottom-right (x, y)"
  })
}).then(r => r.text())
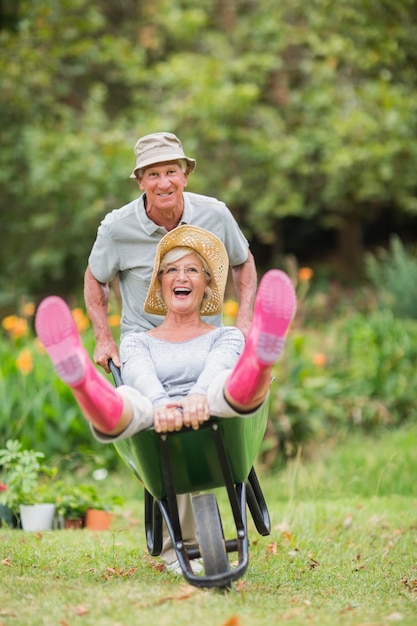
top-left (2, 283), bottom-right (417, 474)
top-left (365, 234), bottom-right (417, 318)
top-left (54, 483), bottom-right (95, 520)
top-left (0, 439), bottom-right (57, 513)
top-left (1, 0), bottom-right (417, 304)
top-left (267, 309), bottom-right (417, 467)
top-left (0, 308), bottom-right (118, 467)
top-left (54, 482), bottom-right (123, 519)
top-left (342, 310), bottom-right (417, 410)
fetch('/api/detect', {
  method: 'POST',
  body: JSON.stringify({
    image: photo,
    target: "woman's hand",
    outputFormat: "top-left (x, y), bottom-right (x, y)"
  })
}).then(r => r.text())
top-left (153, 394), bottom-right (210, 433)
top-left (176, 394), bottom-right (210, 430)
top-left (153, 404), bottom-right (184, 433)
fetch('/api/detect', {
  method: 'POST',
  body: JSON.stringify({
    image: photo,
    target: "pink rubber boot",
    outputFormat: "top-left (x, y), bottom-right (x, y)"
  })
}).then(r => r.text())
top-left (35, 296), bottom-right (124, 433)
top-left (225, 269), bottom-right (297, 411)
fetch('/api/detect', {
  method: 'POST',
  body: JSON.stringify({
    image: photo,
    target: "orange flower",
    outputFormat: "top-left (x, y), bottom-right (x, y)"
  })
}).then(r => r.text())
top-left (2, 315), bottom-right (16, 331)
top-left (16, 348), bottom-right (33, 375)
top-left (22, 302), bottom-right (35, 317)
top-left (71, 308), bottom-right (90, 333)
top-left (2, 315), bottom-right (28, 339)
top-left (35, 337), bottom-right (46, 353)
top-left (298, 267), bottom-right (313, 282)
top-left (107, 314), bottom-right (121, 328)
top-left (313, 353), bottom-right (326, 367)
top-left (223, 300), bottom-right (239, 318)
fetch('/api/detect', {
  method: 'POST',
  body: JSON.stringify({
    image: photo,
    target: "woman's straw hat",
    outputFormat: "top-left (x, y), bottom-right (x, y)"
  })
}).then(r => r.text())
top-left (144, 225), bottom-right (229, 316)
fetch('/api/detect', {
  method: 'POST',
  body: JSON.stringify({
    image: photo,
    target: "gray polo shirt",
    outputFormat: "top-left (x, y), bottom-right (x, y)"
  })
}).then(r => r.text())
top-left (88, 191), bottom-right (249, 337)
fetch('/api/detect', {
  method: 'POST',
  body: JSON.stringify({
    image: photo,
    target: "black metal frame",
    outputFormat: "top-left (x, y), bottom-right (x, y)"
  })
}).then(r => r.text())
top-left (109, 360), bottom-right (271, 589)
top-left (142, 421), bottom-right (271, 589)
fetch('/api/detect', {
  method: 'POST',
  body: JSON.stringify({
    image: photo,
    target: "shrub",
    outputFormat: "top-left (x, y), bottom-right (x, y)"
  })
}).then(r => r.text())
top-left (265, 310), bottom-right (417, 468)
top-left (0, 306), bottom-right (118, 468)
top-left (365, 234), bottom-right (417, 318)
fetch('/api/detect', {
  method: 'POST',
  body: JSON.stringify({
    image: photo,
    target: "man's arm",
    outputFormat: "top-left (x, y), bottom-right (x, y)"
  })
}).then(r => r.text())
top-left (231, 249), bottom-right (257, 338)
top-left (84, 266), bottom-right (120, 372)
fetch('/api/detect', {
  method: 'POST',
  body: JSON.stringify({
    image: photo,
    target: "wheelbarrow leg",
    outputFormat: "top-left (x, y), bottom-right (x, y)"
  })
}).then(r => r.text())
top-left (246, 467), bottom-right (271, 536)
top-left (157, 434), bottom-right (196, 575)
top-left (144, 489), bottom-right (163, 556)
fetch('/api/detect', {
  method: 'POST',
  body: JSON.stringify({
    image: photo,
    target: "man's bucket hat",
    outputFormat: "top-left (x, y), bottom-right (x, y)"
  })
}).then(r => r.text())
top-left (130, 132), bottom-right (196, 179)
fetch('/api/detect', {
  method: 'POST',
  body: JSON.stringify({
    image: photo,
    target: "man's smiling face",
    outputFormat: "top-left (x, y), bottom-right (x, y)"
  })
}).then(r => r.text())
top-left (139, 161), bottom-right (188, 214)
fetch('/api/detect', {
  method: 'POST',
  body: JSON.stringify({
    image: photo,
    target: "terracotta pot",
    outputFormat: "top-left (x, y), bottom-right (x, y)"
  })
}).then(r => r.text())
top-left (63, 517), bottom-right (84, 529)
top-left (85, 509), bottom-right (112, 531)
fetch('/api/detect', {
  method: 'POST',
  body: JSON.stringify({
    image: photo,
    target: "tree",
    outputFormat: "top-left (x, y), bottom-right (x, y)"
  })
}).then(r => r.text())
top-left (1, 0), bottom-right (417, 309)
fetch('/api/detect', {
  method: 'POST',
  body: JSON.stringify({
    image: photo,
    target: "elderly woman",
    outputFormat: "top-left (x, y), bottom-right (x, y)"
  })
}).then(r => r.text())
top-left (35, 226), bottom-right (296, 574)
top-left (35, 225), bottom-right (296, 439)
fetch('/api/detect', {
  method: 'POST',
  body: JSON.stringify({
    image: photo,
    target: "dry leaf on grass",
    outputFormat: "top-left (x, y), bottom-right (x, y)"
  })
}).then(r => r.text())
top-left (0, 610), bottom-right (17, 618)
top-left (282, 607), bottom-right (305, 619)
top-left (68, 605), bottom-right (89, 616)
top-left (102, 566), bottom-right (139, 579)
top-left (141, 553), bottom-right (166, 573)
top-left (221, 616), bottom-right (241, 626)
top-left (401, 577), bottom-right (417, 592)
top-left (152, 584), bottom-right (199, 606)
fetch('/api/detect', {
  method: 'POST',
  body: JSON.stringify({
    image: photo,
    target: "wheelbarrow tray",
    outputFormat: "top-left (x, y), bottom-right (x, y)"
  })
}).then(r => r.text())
top-left (113, 400), bottom-right (269, 500)
top-left (109, 362), bottom-right (271, 589)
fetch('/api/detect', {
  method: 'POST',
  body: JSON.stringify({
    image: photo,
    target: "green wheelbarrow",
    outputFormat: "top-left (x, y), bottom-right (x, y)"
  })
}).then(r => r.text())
top-left (110, 361), bottom-right (271, 590)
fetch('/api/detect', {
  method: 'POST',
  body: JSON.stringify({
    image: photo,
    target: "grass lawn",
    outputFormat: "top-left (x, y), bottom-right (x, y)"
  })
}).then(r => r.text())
top-left (1, 425), bottom-right (416, 626)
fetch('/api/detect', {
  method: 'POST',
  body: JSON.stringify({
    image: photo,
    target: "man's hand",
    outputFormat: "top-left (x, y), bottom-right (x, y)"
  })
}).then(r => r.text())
top-left (93, 336), bottom-right (121, 372)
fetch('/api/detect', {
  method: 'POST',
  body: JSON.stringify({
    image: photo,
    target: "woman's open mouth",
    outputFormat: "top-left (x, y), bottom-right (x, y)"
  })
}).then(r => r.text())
top-left (173, 287), bottom-right (191, 298)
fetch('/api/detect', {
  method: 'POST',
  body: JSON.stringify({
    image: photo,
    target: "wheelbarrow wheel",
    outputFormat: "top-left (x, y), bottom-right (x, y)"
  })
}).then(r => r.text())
top-left (193, 494), bottom-right (230, 576)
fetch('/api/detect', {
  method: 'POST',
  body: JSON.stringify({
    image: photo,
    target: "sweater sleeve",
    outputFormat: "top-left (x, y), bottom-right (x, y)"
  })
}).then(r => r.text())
top-left (188, 327), bottom-right (244, 396)
top-left (120, 333), bottom-right (169, 406)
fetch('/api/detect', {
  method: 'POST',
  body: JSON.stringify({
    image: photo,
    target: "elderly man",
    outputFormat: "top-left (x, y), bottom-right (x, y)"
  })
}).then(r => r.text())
top-left (84, 131), bottom-right (257, 372)
top-left (84, 132), bottom-right (257, 574)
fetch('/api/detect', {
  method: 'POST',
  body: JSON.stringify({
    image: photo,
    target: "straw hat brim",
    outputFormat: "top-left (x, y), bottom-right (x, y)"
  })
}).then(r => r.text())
top-left (144, 226), bottom-right (229, 316)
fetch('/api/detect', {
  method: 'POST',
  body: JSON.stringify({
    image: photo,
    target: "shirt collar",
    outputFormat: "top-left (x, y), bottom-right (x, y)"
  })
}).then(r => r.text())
top-left (179, 193), bottom-right (192, 225)
top-left (137, 193), bottom-right (192, 234)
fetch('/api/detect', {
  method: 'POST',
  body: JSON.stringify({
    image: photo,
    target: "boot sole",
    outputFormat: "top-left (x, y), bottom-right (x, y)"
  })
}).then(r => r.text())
top-left (35, 296), bottom-right (86, 386)
top-left (254, 270), bottom-right (297, 364)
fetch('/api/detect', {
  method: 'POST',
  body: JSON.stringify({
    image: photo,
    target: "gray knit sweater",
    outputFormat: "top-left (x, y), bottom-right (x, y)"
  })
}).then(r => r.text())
top-left (120, 326), bottom-right (244, 407)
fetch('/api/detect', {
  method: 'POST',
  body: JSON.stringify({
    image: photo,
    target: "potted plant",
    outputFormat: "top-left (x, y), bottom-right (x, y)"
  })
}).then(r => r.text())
top-left (0, 439), bottom-right (57, 531)
top-left (54, 483), bottom-right (94, 529)
top-left (83, 484), bottom-right (123, 531)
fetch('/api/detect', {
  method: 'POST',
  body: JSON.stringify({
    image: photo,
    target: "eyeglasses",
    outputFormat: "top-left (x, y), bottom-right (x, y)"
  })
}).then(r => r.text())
top-left (159, 265), bottom-right (208, 277)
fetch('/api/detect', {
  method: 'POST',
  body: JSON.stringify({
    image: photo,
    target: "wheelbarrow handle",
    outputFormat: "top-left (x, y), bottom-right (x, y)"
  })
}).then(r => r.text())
top-left (108, 358), bottom-right (123, 387)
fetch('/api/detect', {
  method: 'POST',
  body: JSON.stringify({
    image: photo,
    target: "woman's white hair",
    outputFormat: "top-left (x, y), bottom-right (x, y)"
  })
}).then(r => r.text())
top-left (156, 247), bottom-right (213, 308)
